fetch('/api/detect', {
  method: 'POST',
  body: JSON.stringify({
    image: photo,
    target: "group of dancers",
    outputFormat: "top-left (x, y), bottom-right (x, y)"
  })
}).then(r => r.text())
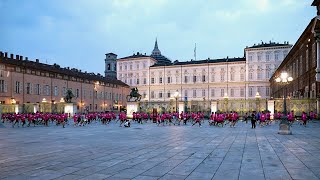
top-left (1, 110), bottom-right (317, 129)
top-left (1, 112), bottom-right (69, 128)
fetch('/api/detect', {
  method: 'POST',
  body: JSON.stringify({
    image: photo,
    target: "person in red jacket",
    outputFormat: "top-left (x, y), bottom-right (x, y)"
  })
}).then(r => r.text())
top-left (192, 113), bottom-right (201, 127)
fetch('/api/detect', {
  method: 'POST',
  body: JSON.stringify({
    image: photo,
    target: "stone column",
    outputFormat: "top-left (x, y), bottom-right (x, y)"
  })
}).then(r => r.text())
top-left (317, 98), bottom-right (320, 115)
top-left (315, 35), bottom-right (320, 81)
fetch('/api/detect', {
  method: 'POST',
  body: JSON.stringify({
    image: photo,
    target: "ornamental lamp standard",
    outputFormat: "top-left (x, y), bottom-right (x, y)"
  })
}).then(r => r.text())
top-left (223, 93), bottom-right (229, 112)
top-left (173, 90), bottom-right (180, 113)
top-left (143, 95), bottom-right (148, 112)
top-left (275, 71), bottom-right (293, 135)
top-left (255, 92), bottom-right (261, 112)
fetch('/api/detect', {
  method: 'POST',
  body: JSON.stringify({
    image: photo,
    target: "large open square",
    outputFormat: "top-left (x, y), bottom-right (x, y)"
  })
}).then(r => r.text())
top-left (1, 121), bottom-right (320, 180)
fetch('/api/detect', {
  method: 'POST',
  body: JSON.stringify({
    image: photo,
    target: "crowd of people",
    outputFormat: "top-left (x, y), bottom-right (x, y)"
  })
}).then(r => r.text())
top-left (1, 110), bottom-right (317, 129)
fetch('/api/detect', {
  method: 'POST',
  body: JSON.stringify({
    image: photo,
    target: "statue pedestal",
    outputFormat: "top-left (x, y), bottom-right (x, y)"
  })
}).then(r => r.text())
top-left (64, 103), bottom-right (77, 117)
top-left (127, 102), bottom-right (139, 119)
top-left (278, 117), bottom-right (292, 135)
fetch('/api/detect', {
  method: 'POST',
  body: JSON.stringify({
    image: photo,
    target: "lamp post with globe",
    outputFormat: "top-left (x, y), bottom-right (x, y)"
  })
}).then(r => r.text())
top-left (255, 92), bottom-right (261, 112)
top-left (275, 71), bottom-right (293, 135)
top-left (173, 90), bottom-right (180, 113)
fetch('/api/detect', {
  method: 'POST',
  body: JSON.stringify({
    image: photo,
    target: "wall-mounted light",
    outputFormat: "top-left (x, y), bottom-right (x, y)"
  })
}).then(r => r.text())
top-left (42, 98), bottom-right (47, 103)
top-left (11, 98), bottom-right (16, 104)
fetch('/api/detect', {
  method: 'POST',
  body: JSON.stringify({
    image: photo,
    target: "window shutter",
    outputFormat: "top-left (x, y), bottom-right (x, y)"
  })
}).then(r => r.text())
top-left (20, 82), bottom-right (22, 94)
top-left (34, 84), bottom-right (37, 95)
top-left (25, 82), bottom-right (28, 92)
top-left (39, 85), bottom-right (41, 95)
top-left (30, 83), bottom-right (33, 94)
top-left (4, 81), bottom-right (7, 92)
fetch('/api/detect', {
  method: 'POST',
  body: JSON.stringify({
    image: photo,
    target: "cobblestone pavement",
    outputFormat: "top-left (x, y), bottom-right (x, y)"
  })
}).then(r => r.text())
top-left (1, 120), bottom-right (320, 180)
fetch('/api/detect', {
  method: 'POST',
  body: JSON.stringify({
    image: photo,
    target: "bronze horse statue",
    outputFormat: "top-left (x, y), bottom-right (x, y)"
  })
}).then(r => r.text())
top-left (64, 89), bottom-right (75, 103)
top-left (127, 87), bottom-right (142, 102)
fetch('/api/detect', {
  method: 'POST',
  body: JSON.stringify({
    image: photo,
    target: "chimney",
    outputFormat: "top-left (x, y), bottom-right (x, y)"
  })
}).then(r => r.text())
top-left (0, 52), bottom-right (3, 58)
top-left (16, 55), bottom-right (19, 60)
top-left (20, 56), bottom-right (23, 60)
top-left (5, 52), bottom-right (8, 58)
top-left (36, 59), bottom-right (39, 63)
top-left (10, 54), bottom-right (13, 59)
top-left (25, 57), bottom-right (28, 61)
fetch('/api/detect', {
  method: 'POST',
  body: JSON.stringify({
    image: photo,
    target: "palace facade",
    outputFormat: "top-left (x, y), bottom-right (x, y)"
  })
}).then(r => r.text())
top-left (114, 39), bottom-right (291, 113)
top-left (0, 52), bottom-right (130, 113)
top-left (270, 0), bottom-right (320, 115)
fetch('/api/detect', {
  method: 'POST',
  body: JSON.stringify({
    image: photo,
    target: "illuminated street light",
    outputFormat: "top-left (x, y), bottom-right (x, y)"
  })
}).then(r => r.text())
top-left (173, 90), bottom-right (180, 112)
top-left (275, 71), bottom-right (293, 135)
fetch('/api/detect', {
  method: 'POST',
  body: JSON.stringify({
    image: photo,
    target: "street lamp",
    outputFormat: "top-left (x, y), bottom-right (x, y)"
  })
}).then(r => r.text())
top-left (173, 90), bottom-right (179, 113)
top-left (255, 92), bottom-right (261, 112)
top-left (275, 71), bottom-right (293, 135)
top-left (144, 95), bottom-right (148, 112)
top-left (223, 93), bottom-right (229, 112)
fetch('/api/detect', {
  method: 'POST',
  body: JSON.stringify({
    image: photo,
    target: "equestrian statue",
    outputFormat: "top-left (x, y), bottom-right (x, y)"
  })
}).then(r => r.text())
top-left (127, 87), bottom-right (142, 102)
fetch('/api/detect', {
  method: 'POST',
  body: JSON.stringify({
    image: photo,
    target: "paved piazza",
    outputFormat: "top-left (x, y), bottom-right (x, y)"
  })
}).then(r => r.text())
top-left (1, 121), bottom-right (320, 180)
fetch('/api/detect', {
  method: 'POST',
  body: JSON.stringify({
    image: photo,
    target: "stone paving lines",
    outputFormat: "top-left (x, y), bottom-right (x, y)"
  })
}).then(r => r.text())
top-left (1, 120), bottom-right (320, 179)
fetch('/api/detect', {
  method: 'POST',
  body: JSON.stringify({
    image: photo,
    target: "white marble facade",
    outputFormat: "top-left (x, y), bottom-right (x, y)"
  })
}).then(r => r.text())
top-left (115, 42), bottom-right (292, 105)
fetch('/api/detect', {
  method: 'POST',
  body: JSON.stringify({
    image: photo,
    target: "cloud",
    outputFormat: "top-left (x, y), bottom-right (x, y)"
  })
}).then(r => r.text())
top-left (0, 0), bottom-right (314, 74)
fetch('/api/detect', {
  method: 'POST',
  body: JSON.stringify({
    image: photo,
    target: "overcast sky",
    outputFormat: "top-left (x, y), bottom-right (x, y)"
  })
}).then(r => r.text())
top-left (0, 0), bottom-right (315, 75)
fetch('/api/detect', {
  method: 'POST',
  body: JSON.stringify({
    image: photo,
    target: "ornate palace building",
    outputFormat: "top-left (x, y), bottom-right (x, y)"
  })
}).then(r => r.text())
top-left (0, 52), bottom-right (130, 114)
top-left (270, 0), bottom-right (320, 115)
top-left (114, 39), bottom-right (291, 113)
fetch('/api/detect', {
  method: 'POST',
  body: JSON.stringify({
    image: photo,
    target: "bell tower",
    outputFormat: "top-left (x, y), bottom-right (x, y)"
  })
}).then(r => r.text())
top-left (104, 53), bottom-right (117, 79)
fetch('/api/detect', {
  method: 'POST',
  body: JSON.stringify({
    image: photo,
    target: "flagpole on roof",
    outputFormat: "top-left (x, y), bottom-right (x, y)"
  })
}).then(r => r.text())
top-left (194, 43), bottom-right (197, 61)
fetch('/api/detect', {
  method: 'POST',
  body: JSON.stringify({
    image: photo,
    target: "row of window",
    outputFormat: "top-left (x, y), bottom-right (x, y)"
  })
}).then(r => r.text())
top-left (248, 51), bottom-right (288, 62)
top-left (0, 80), bottom-right (122, 101)
top-left (148, 87), bottom-right (270, 99)
top-left (0, 68), bottom-right (117, 88)
top-left (123, 71), bottom-right (274, 86)
top-left (119, 62), bottom-right (147, 71)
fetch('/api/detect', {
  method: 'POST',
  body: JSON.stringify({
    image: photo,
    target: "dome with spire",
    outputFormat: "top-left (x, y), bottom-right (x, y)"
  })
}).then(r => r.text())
top-left (150, 38), bottom-right (172, 65)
